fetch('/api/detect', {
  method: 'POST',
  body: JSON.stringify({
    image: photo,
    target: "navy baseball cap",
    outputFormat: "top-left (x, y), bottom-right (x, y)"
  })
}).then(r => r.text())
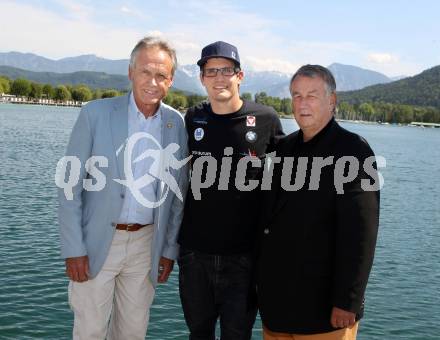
top-left (197, 41), bottom-right (240, 67)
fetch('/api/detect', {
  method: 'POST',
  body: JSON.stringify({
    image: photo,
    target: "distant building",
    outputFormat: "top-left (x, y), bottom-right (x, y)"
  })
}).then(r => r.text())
top-left (0, 94), bottom-right (83, 107)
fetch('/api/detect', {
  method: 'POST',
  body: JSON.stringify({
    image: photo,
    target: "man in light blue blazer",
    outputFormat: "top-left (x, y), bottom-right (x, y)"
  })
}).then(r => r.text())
top-left (57, 36), bottom-right (189, 340)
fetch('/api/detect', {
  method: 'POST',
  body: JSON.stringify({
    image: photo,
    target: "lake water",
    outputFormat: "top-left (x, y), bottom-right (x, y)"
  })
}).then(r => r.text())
top-left (0, 104), bottom-right (439, 339)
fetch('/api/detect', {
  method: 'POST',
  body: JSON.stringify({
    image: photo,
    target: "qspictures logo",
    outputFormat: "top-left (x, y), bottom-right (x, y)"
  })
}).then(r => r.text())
top-left (55, 133), bottom-right (385, 207)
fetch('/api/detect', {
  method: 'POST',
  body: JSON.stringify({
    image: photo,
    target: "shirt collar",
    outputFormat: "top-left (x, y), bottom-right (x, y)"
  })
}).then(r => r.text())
top-left (129, 91), bottom-right (160, 120)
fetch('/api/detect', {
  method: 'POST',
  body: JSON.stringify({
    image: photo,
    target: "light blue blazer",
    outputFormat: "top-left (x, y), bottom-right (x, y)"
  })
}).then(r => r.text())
top-left (58, 93), bottom-right (189, 287)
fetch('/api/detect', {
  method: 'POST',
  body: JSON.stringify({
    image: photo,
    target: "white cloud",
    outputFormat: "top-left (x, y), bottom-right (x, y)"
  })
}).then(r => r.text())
top-left (0, 1), bottom-right (372, 75)
top-left (120, 5), bottom-right (149, 19)
top-left (0, 1), bottom-right (142, 60)
top-left (0, 0), bottom-right (428, 77)
top-left (56, 0), bottom-right (93, 20)
top-left (364, 52), bottom-right (423, 76)
top-left (363, 59), bottom-right (422, 77)
top-left (367, 53), bottom-right (399, 64)
top-left (281, 40), bottom-right (365, 67)
top-left (161, 0), bottom-right (285, 66)
top-left (243, 56), bottom-right (300, 74)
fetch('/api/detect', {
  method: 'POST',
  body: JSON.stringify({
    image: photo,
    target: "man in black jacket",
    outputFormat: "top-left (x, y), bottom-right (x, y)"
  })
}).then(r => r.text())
top-left (257, 65), bottom-right (380, 340)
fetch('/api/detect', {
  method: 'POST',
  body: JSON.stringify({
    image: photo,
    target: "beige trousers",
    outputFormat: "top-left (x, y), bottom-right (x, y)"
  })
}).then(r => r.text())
top-left (263, 322), bottom-right (359, 340)
top-left (68, 226), bottom-right (155, 340)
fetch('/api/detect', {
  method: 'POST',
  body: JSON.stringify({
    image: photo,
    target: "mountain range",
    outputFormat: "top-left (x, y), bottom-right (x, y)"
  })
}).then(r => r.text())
top-left (338, 65), bottom-right (440, 108)
top-left (0, 66), bottom-right (129, 90)
top-left (328, 63), bottom-right (392, 91)
top-left (0, 51), bottom-right (401, 97)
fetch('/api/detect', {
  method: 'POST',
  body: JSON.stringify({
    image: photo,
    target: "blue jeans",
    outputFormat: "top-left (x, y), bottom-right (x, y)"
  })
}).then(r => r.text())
top-left (178, 248), bottom-right (257, 340)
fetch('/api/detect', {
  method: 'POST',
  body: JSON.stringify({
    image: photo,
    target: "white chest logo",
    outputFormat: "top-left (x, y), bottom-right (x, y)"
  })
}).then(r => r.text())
top-left (245, 131), bottom-right (257, 143)
top-left (246, 115), bottom-right (256, 127)
top-left (194, 127), bottom-right (205, 141)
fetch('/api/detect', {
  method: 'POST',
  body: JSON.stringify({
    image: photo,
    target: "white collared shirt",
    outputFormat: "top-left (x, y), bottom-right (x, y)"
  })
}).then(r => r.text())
top-left (118, 92), bottom-right (162, 224)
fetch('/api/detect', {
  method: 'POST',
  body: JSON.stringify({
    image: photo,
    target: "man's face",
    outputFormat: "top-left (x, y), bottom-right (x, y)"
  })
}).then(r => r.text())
top-left (128, 47), bottom-right (173, 111)
top-left (200, 58), bottom-right (243, 103)
top-left (290, 75), bottom-right (336, 137)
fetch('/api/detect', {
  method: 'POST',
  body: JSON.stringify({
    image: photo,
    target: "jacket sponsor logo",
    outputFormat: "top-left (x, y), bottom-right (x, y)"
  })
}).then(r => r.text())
top-left (246, 115), bottom-right (256, 127)
top-left (194, 127), bottom-right (205, 141)
top-left (245, 131), bottom-right (257, 143)
top-left (193, 118), bottom-right (208, 125)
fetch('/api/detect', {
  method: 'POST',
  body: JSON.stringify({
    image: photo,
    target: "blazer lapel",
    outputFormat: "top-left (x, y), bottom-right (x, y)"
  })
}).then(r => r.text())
top-left (153, 103), bottom-right (181, 223)
top-left (155, 103), bottom-right (172, 200)
top-left (110, 94), bottom-right (129, 180)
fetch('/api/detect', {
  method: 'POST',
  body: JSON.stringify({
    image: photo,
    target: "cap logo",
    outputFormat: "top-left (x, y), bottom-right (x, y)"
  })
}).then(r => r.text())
top-left (232, 51), bottom-right (236, 59)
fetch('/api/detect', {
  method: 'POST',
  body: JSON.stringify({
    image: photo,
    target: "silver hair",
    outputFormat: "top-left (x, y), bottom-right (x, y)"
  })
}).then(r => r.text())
top-left (290, 64), bottom-right (336, 96)
top-left (129, 36), bottom-right (178, 76)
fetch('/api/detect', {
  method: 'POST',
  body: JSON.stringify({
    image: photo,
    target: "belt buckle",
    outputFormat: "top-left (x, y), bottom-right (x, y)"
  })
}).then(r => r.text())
top-left (125, 223), bottom-right (136, 231)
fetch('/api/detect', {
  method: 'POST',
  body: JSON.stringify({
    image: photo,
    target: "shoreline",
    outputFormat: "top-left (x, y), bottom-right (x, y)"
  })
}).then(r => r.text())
top-left (0, 100), bottom-right (82, 108)
top-left (1, 102), bottom-right (439, 128)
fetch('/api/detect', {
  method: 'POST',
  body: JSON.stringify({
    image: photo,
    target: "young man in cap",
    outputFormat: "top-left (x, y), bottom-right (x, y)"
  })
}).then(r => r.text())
top-left (178, 41), bottom-right (284, 340)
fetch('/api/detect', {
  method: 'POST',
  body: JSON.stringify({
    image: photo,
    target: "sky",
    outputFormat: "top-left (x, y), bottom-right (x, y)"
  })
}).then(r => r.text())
top-left (1, 0), bottom-right (440, 77)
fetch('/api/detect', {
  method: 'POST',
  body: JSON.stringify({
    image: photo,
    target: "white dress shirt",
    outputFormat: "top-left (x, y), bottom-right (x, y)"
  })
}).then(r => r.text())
top-left (118, 92), bottom-right (162, 224)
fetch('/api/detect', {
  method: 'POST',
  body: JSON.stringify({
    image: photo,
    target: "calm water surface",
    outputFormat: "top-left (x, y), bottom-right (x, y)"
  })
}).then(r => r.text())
top-left (0, 104), bottom-right (439, 339)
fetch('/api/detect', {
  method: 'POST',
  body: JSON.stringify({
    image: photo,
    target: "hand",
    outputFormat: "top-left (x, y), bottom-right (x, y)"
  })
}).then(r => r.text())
top-left (65, 256), bottom-right (89, 282)
top-left (331, 306), bottom-right (356, 329)
top-left (157, 256), bottom-right (174, 283)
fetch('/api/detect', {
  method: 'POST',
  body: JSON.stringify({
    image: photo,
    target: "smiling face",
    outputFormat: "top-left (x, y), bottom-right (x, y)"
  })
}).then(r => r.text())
top-left (291, 75), bottom-right (336, 141)
top-left (200, 58), bottom-right (243, 105)
top-left (128, 46), bottom-right (174, 116)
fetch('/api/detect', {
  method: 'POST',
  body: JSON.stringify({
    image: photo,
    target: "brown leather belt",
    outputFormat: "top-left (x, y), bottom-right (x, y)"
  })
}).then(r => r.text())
top-left (115, 223), bottom-right (151, 232)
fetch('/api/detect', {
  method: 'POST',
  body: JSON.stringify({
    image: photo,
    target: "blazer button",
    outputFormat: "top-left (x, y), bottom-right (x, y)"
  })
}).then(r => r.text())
top-left (120, 193), bottom-right (125, 199)
top-left (264, 228), bottom-right (270, 235)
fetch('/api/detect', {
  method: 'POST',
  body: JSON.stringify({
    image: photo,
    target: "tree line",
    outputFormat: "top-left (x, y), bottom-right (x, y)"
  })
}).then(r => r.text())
top-left (0, 76), bottom-right (122, 102)
top-left (2, 75), bottom-right (439, 123)
top-left (338, 65), bottom-right (440, 109)
top-left (337, 101), bottom-right (440, 124)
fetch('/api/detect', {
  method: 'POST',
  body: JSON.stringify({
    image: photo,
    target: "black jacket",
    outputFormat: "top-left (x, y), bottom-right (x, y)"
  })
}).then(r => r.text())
top-left (257, 118), bottom-right (380, 334)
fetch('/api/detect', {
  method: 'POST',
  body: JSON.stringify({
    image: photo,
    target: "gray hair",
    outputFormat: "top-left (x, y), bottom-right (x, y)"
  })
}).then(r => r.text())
top-left (129, 36), bottom-right (178, 76)
top-left (290, 64), bottom-right (336, 95)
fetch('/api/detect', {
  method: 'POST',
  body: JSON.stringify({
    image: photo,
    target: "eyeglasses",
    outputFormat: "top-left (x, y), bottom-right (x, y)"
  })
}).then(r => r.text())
top-left (203, 67), bottom-right (240, 77)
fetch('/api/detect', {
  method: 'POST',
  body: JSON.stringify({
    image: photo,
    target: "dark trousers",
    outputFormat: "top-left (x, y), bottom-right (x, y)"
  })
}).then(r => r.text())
top-left (178, 248), bottom-right (257, 340)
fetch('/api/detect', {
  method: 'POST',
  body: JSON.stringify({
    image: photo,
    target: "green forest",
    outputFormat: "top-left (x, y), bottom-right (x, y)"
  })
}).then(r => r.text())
top-left (0, 76), bottom-right (122, 101)
top-left (337, 65), bottom-right (440, 123)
